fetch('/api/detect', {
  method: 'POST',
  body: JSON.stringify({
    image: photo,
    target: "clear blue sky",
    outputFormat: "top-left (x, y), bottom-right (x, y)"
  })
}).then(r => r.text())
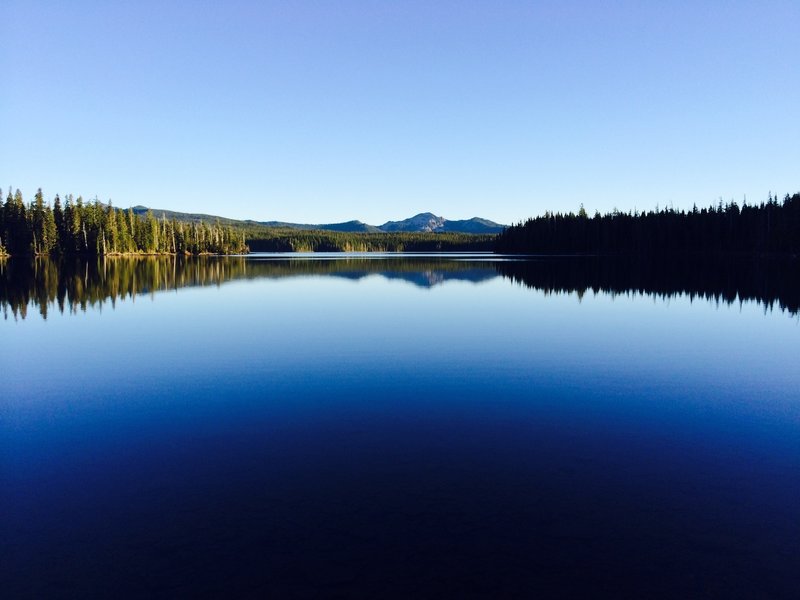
top-left (2, 1), bottom-right (798, 225)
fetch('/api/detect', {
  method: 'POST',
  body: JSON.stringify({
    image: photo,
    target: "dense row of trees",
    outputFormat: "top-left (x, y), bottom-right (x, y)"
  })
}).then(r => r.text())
top-left (495, 193), bottom-right (800, 255)
top-left (6, 187), bottom-right (798, 258)
top-left (244, 228), bottom-right (495, 252)
top-left (0, 188), bottom-right (247, 256)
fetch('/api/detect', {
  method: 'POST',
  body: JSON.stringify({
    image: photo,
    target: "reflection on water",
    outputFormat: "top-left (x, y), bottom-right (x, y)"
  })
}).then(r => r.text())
top-left (1, 255), bottom-right (251, 320)
top-left (498, 255), bottom-right (800, 315)
top-left (2, 254), bottom-right (799, 320)
top-left (3, 253), bottom-right (799, 597)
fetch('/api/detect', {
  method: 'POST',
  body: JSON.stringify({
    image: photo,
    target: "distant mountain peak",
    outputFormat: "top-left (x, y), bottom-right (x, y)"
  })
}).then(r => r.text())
top-left (379, 213), bottom-right (505, 234)
top-left (126, 206), bottom-right (505, 234)
top-left (381, 213), bottom-right (446, 233)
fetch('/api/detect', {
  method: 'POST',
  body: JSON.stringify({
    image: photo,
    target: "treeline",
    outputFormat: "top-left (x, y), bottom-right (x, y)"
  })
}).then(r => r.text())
top-left (0, 188), bottom-right (247, 256)
top-left (244, 228), bottom-right (495, 252)
top-left (495, 192), bottom-right (800, 255)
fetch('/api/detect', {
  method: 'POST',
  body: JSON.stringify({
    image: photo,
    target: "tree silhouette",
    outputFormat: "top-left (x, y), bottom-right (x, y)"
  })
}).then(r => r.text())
top-left (495, 192), bottom-right (800, 256)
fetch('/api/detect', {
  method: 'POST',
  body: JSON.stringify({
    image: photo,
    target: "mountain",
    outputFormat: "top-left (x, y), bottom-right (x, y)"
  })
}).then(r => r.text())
top-left (379, 213), bottom-right (505, 234)
top-left (130, 206), bottom-right (249, 226)
top-left (262, 212), bottom-right (505, 233)
top-left (260, 219), bottom-right (383, 233)
top-left (379, 212), bottom-right (446, 232)
top-left (131, 206), bottom-right (505, 234)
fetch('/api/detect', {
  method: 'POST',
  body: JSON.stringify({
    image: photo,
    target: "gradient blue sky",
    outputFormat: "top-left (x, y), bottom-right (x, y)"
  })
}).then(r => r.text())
top-left (2, 1), bottom-right (798, 225)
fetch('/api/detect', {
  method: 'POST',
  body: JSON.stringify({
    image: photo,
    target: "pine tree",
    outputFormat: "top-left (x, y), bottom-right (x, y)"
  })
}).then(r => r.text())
top-left (105, 202), bottom-right (119, 254)
top-left (43, 204), bottom-right (57, 254)
top-left (53, 195), bottom-right (66, 254)
top-left (31, 188), bottom-right (47, 254)
top-left (145, 210), bottom-right (158, 253)
top-left (0, 188), bottom-right (8, 254)
top-left (127, 208), bottom-right (137, 251)
top-left (8, 189), bottom-right (30, 255)
top-left (73, 196), bottom-right (87, 253)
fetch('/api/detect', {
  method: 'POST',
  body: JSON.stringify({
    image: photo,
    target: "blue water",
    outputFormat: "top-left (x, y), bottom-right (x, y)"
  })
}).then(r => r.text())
top-left (2, 255), bottom-right (799, 597)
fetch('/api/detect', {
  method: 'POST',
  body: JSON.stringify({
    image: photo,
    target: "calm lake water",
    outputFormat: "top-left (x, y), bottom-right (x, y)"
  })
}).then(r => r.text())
top-left (2, 254), bottom-right (799, 597)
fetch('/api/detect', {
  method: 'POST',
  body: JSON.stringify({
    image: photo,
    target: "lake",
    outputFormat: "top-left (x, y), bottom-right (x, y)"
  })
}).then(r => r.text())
top-left (2, 254), bottom-right (799, 597)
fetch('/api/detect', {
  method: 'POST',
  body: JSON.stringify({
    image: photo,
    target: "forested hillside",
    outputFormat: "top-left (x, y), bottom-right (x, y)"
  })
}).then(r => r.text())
top-left (0, 188), bottom-right (495, 256)
top-left (244, 228), bottom-right (495, 252)
top-left (496, 193), bottom-right (800, 256)
top-left (0, 189), bottom-right (247, 256)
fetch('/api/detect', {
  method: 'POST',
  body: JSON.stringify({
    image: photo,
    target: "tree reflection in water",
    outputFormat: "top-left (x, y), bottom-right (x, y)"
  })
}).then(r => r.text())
top-left (2, 255), bottom-right (798, 320)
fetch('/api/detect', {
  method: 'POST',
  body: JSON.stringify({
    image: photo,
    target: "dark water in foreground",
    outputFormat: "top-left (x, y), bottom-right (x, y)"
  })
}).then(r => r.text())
top-left (2, 255), bottom-right (799, 597)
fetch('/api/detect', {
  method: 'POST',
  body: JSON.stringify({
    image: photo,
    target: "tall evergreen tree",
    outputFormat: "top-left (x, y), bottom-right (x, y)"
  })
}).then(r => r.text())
top-left (0, 188), bottom-right (8, 253)
top-left (53, 194), bottom-right (65, 254)
top-left (7, 189), bottom-right (30, 255)
top-left (73, 196), bottom-right (87, 253)
top-left (105, 202), bottom-right (119, 254)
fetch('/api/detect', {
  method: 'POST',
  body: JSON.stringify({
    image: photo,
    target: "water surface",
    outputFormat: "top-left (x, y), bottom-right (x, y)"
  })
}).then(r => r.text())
top-left (2, 254), bottom-right (799, 597)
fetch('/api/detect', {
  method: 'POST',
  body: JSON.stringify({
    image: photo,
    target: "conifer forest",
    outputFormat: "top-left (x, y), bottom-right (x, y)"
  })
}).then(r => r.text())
top-left (0, 188), bottom-right (247, 256)
top-left (496, 193), bottom-right (800, 256)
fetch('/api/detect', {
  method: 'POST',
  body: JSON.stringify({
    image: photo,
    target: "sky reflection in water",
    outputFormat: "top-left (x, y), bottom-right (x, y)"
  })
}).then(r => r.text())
top-left (2, 255), bottom-right (799, 597)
